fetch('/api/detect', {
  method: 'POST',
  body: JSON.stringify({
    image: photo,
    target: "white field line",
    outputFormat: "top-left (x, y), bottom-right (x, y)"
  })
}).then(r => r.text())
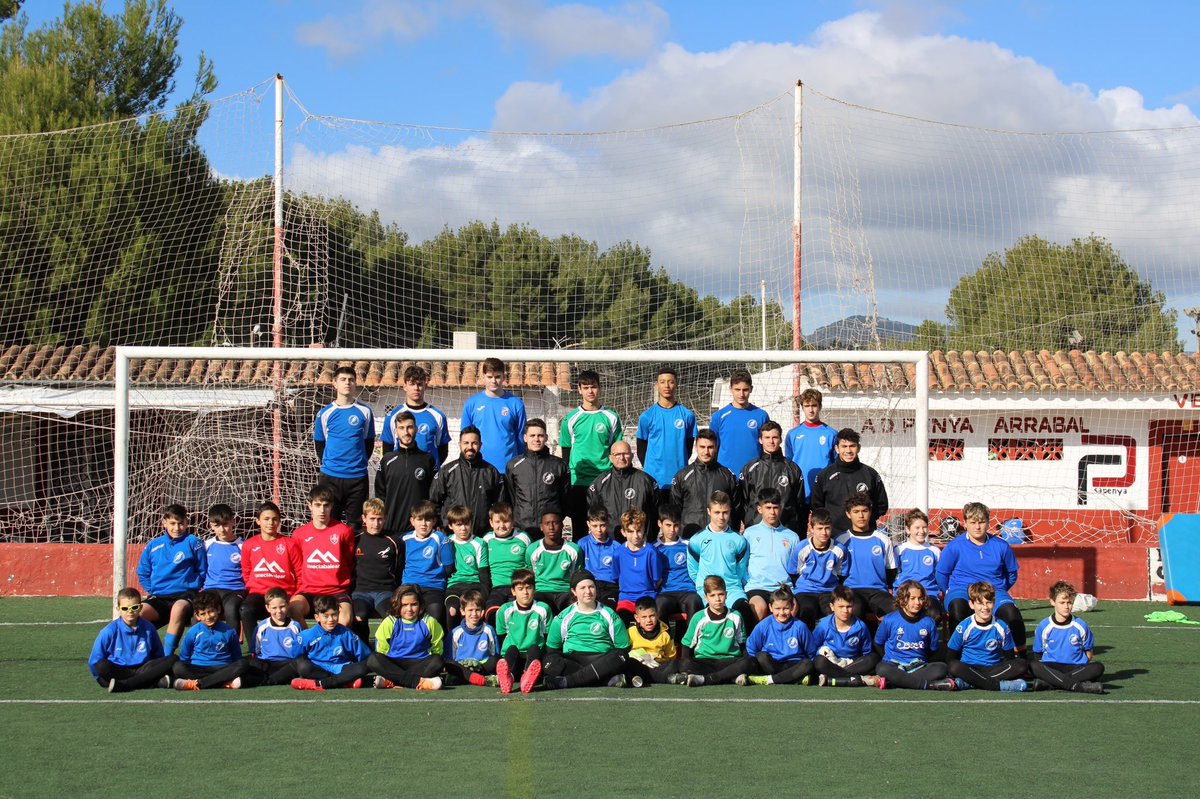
top-left (2, 697), bottom-right (1196, 706)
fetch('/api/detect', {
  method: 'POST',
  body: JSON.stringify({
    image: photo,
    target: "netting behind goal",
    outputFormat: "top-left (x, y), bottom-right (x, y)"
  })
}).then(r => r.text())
top-left (110, 349), bottom-right (927, 590)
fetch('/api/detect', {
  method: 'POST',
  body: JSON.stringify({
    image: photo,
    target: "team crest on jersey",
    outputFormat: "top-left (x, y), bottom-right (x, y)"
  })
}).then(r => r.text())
top-left (723, 628), bottom-right (735, 638)
top-left (559, 561), bottom-right (571, 571)
top-left (510, 544), bottom-right (522, 555)
top-left (528, 618), bottom-right (540, 629)
top-left (543, 473), bottom-right (555, 484)
top-left (674, 553), bottom-right (685, 565)
top-left (423, 545), bottom-right (434, 559)
top-left (465, 555), bottom-right (475, 566)
top-left (674, 419), bottom-right (685, 429)
top-left (819, 436), bottom-right (827, 445)
top-left (825, 561), bottom-right (835, 571)
top-left (136, 640), bottom-right (147, 653)
top-left (985, 640), bottom-right (999, 650)
top-left (415, 468), bottom-right (426, 480)
top-left (922, 555), bottom-right (934, 566)
top-left (478, 640), bottom-right (489, 652)
top-left (349, 415), bottom-right (360, 427)
top-left (419, 423), bottom-right (430, 434)
top-left (173, 551), bottom-right (185, 564)
top-left (231, 553), bottom-right (241, 564)
top-left (778, 475), bottom-right (789, 486)
top-left (624, 488), bottom-right (636, 500)
top-left (848, 635), bottom-right (860, 646)
top-left (283, 638), bottom-right (293, 650)
top-left (329, 534), bottom-right (340, 545)
top-left (501, 408), bottom-right (510, 417)
top-left (856, 483), bottom-right (868, 492)
top-left (602, 556), bottom-right (613, 567)
top-left (276, 543), bottom-right (286, 554)
top-left (334, 646), bottom-right (344, 656)
top-left (594, 422), bottom-right (607, 434)
top-left (919, 629), bottom-right (928, 637)
top-left (871, 545), bottom-right (882, 556)
top-left (1069, 634), bottom-right (1081, 646)
top-left (787, 637), bottom-right (798, 648)
top-left (590, 622), bottom-right (603, 635)
top-left (747, 420), bottom-right (758, 430)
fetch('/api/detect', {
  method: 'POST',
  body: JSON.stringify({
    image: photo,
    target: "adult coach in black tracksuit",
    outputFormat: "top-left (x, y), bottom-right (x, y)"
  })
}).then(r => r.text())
top-left (430, 426), bottom-right (503, 536)
top-left (669, 429), bottom-right (739, 538)
top-left (809, 427), bottom-right (888, 534)
top-left (505, 418), bottom-right (569, 539)
top-left (738, 420), bottom-right (806, 531)
top-left (587, 440), bottom-right (658, 540)
top-left (375, 410), bottom-right (435, 536)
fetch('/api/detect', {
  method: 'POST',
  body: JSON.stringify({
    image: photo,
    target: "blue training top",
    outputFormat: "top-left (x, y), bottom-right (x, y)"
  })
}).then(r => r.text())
top-left (636, 403), bottom-right (697, 488)
top-left (313, 401), bottom-right (375, 479)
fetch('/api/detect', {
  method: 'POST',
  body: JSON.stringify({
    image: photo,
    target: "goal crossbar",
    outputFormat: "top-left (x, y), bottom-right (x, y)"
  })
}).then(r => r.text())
top-left (112, 346), bottom-right (930, 611)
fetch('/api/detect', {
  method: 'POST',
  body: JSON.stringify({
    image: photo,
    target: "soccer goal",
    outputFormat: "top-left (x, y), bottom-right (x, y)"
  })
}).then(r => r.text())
top-left (111, 346), bottom-right (930, 607)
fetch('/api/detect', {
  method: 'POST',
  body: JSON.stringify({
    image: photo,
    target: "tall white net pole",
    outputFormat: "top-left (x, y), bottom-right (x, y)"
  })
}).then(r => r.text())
top-left (791, 80), bottom-right (804, 426)
top-left (112, 349), bottom-right (132, 617)
top-left (271, 74), bottom-right (285, 505)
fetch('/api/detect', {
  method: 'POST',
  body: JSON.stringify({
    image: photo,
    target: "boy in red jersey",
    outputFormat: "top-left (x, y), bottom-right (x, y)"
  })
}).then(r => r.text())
top-left (289, 484), bottom-right (356, 627)
top-left (239, 501), bottom-right (298, 642)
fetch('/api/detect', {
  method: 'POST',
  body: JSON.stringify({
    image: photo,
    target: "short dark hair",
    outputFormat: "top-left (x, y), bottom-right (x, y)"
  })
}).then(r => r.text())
top-left (809, 508), bottom-right (833, 527)
top-left (844, 491), bottom-right (872, 512)
top-left (755, 487), bottom-right (782, 507)
top-left (446, 504), bottom-right (472, 526)
top-left (460, 589), bottom-right (485, 609)
top-left (510, 568), bottom-right (535, 588)
top-left (313, 595), bottom-right (340, 615)
top-left (488, 502), bottom-right (512, 521)
top-left (830, 585), bottom-right (855, 606)
top-left (192, 590), bottom-right (221, 616)
top-left (163, 504), bottom-right (188, 523)
top-left (634, 596), bottom-right (657, 613)
top-left (333, 364), bottom-right (357, 379)
top-left (481, 357), bottom-right (505, 376)
top-left (760, 420), bottom-right (783, 436)
top-left (392, 410), bottom-right (416, 426)
top-left (587, 505), bottom-right (610, 523)
top-left (307, 483), bottom-right (335, 504)
top-left (799, 388), bottom-right (823, 406)
top-left (264, 587), bottom-right (289, 605)
top-left (658, 504), bottom-right (681, 524)
top-left (730, 369), bottom-right (753, 386)
top-left (707, 490), bottom-right (733, 509)
top-left (460, 425), bottom-right (482, 441)
top-left (525, 418), bottom-right (547, 433)
top-left (117, 586), bottom-right (142, 604)
top-left (837, 428), bottom-right (861, 445)
top-left (655, 367), bottom-right (677, 380)
top-left (409, 500), bottom-right (437, 522)
top-left (256, 501), bottom-right (281, 518)
top-left (207, 504), bottom-right (234, 525)
top-left (402, 365), bottom-right (428, 383)
top-left (696, 428), bottom-right (718, 445)
top-left (577, 369), bottom-right (600, 387)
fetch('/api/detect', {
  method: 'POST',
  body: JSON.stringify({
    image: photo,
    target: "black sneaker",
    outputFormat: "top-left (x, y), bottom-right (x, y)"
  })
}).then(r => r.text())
top-left (1075, 681), bottom-right (1106, 694)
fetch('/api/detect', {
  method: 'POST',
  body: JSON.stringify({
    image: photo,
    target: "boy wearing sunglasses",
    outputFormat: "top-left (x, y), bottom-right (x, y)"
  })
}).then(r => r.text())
top-left (88, 587), bottom-right (178, 692)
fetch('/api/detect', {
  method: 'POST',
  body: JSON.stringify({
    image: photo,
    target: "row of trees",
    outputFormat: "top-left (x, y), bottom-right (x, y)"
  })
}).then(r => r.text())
top-left (0, 1), bottom-right (1181, 356)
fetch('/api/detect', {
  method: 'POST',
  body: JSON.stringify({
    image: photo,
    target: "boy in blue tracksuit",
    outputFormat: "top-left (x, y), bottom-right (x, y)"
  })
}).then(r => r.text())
top-left (578, 506), bottom-right (621, 608)
top-left (88, 587), bottom-right (177, 692)
top-left (786, 508), bottom-right (847, 629)
top-left (653, 506), bottom-right (702, 636)
top-left (834, 492), bottom-right (896, 620)
top-left (136, 503), bottom-right (206, 655)
top-left (401, 499), bottom-right (456, 629)
top-left (946, 581), bottom-right (1032, 692)
top-left (743, 585), bottom-right (815, 686)
top-left (249, 587), bottom-right (305, 686)
top-left (202, 503), bottom-right (245, 640)
top-left (172, 590), bottom-right (250, 690)
top-left (742, 488), bottom-right (801, 625)
top-left (937, 502), bottom-right (1024, 649)
top-left (444, 589), bottom-right (499, 687)
top-left (290, 595), bottom-right (372, 690)
top-left (1030, 580), bottom-right (1105, 694)
top-left (811, 586), bottom-right (881, 687)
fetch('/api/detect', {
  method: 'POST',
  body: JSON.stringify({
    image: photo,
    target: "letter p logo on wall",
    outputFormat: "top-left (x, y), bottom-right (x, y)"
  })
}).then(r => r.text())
top-left (1076, 435), bottom-right (1136, 506)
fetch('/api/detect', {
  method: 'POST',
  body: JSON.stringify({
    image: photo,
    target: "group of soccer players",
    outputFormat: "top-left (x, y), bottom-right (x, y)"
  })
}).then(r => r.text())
top-left (88, 360), bottom-right (1106, 694)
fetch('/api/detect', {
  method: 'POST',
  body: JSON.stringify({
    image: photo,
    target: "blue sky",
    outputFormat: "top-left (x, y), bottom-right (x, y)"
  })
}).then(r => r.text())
top-left (13, 1), bottom-right (1200, 347)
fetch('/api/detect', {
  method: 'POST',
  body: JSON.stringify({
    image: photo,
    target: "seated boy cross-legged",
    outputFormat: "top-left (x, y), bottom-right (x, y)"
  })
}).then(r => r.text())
top-left (171, 590), bottom-right (250, 691)
top-left (811, 586), bottom-right (882, 687)
top-left (290, 595), bottom-right (372, 691)
top-left (88, 587), bottom-right (177, 692)
top-left (670, 575), bottom-right (755, 687)
top-left (946, 581), bottom-right (1038, 692)
top-left (367, 584), bottom-right (446, 691)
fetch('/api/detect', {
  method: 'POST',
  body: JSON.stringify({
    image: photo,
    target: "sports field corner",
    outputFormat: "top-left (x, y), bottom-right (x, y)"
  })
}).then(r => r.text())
top-left (2, 597), bottom-right (1198, 799)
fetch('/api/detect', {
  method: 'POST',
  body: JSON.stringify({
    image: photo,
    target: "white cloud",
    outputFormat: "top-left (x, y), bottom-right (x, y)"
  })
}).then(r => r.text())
top-left (286, 9), bottom-right (1200, 338)
top-left (466, 0), bottom-right (668, 63)
top-left (295, 1), bottom-right (438, 60)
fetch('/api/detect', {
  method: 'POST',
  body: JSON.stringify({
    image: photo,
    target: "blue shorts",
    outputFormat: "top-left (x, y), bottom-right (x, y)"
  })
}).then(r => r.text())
top-left (946, 587), bottom-right (1014, 609)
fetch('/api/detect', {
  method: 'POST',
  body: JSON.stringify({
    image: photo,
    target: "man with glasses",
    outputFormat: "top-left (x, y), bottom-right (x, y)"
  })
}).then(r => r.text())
top-left (585, 440), bottom-right (658, 541)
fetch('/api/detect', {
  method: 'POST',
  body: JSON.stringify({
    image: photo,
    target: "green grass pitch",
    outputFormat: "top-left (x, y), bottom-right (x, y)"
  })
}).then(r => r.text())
top-left (1, 597), bottom-right (1198, 799)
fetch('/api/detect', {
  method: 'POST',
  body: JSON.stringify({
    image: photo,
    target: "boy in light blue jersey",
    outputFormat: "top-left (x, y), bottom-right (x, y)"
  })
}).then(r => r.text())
top-left (202, 504), bottom-right (245, 640)
top-left (671, 575), bottom-right (754, 687)
top-left (894, 509), bottom-right (943, 620)
top-left (577, 506), bottom-right (620, 608)
top-left (444, 589), bottom-right (500, 687)
top-left (612, 510), bottom-right (663, 624)
top-left (686, 491), bottom-right (755, 633)
top-left (636, 367), bottom-right (697, 506)
top-left (1029, 581), bottom-right (1105, 694)
top-left (834, 492), bottom-right (896, 619)
top-left (367, 585), bottom-right (445, 690)
top-left (88, 587), bottom-right (176, 692)
top-left (784, 388), bottom-right (837, 497)
top-left (171, 590), bottom-right (249, 691)
top-left (709, 369), bottom-right (770, 476)
top-left (313, 365), bottom-right (375, 531)
top-left (290, 595), bottom-right (372, 690)
top-left (248, 588), bottom-right (304, 686)
top-left (136, 503), bottom-right (205, 655)
top-left (653, 505), bottom-right (702, 633)
top-left (946, 581), bottom-right (1033, 692)
top-left (937, 501), bottom-right (1024, 649)
top-left (874, 581), bottom-right (955, 691)
top-left (381, 365), bottom-right (450, 468)
top-left (742, 488), bottom-right (802, 624)
top-left (811, 586), bottom-right (881, 686)
top-left (461, 357), bottom-right (527, 472)
top-left (400, 500), bottom-right (455, 629)
top-left (786, 509), bottom-right (846, 628)
top-left (743, 585), bottom-right (815, 686)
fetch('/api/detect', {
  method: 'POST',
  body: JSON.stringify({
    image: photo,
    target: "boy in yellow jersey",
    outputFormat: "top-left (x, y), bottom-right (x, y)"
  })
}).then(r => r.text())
top-left (625, 597), bottom-right (678, 687)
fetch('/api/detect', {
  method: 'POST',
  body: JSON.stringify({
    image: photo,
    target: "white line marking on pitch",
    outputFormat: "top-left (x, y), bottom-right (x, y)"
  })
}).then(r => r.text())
top-left (0, 619), bottom-right (109, 626)
top-left (2, 697), bottom-right (1195, 706)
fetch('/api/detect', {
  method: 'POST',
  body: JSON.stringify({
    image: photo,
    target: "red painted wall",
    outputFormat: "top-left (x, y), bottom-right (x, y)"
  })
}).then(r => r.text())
top-left (1, 541), bottom-right (1153, 600)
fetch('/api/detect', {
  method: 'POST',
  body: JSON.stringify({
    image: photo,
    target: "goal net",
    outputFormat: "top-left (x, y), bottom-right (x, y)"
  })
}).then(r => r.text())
top-left (111, 347), bottom-right (929, 595)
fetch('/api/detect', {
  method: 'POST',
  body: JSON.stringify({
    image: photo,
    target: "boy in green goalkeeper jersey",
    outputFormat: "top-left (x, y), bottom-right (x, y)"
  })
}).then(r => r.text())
top-left (560, 369), bottom-right (621, 537)
top-left (483, 502), bottom-right (531, 617)
top-left (671, 575), bottom-right (755, 687)
top-left (543, 570), bottom-right (632, 689)
top-left (493, 569), bottom-right (552, 694)
top-left (527, 512), bottom-right (582, 612)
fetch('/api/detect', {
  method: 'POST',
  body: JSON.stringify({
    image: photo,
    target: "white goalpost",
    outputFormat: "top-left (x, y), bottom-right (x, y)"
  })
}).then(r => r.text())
top-left (111, 346), bottom-right (930, 611)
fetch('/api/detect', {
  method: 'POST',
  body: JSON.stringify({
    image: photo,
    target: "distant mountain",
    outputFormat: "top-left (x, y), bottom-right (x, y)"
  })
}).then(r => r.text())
top-left (805, 315), bottom-right (917, 349)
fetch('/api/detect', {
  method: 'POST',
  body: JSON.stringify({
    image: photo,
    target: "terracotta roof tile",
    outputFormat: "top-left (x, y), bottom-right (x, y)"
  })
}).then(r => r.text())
top-left (1, 346), bottom-right (1198, 394)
